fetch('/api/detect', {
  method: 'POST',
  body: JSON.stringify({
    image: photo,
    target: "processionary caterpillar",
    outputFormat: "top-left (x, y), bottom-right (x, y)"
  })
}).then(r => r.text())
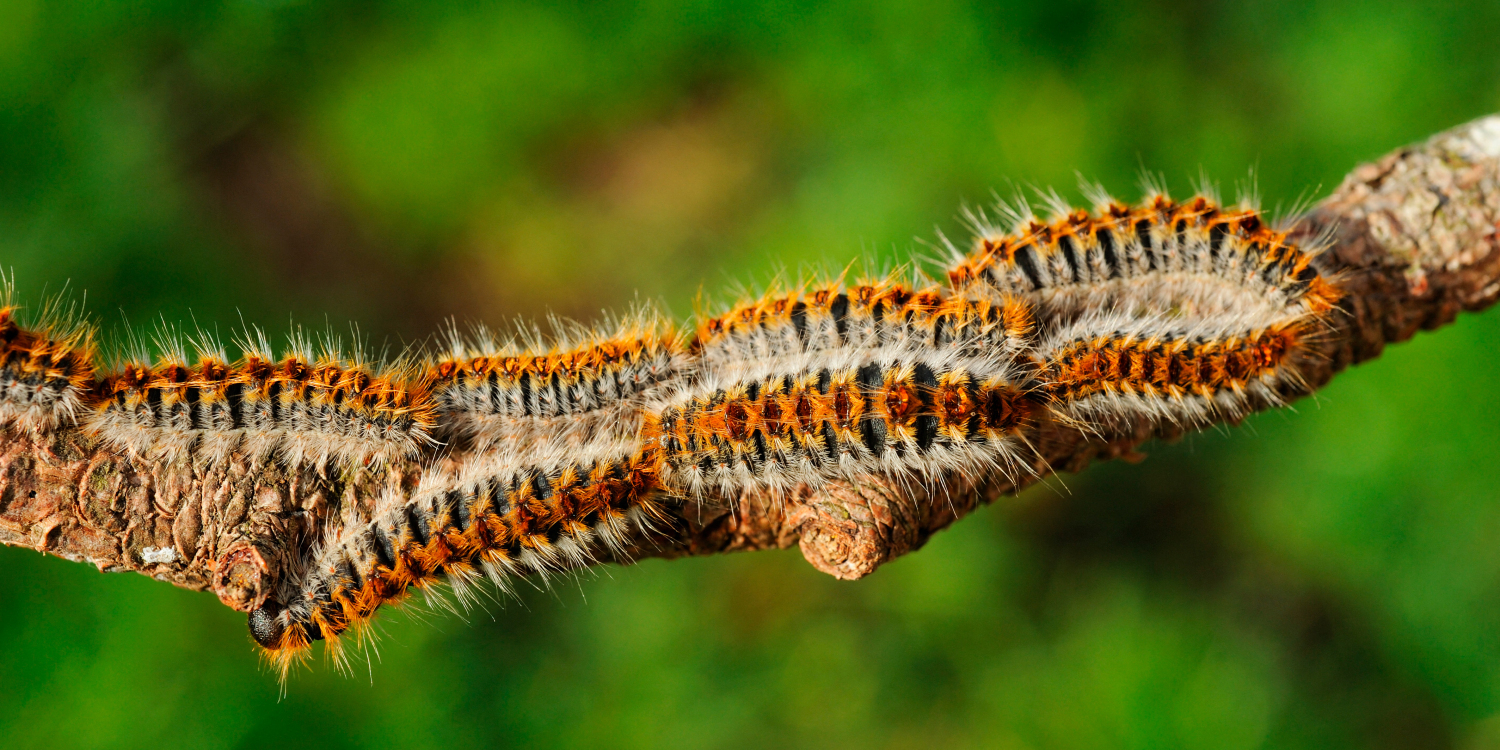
top-left (252, 441), bottom-right (666, 675)
top-left (947, 190), bottom-right (1341, 429)
top-left (428, 314), bottom-right (683, 451)
top-left (88, 331), bottom-right (438, 468)
top-left (648, 281), bottom-right (1037, 499)
top-left (0, 291), bottom-right (95, 434)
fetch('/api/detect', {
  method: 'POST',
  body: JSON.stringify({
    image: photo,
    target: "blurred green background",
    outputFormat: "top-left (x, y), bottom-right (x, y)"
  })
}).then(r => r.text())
top-left (2, 0), bottom-right (1499, 747)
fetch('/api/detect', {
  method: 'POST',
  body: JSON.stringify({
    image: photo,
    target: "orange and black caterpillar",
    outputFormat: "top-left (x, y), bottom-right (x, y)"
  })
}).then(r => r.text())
top-left (251, 284), bottom-right (1043, 670)
top-left (88, 338), bottom-right (437, 467)
top-left (947, 192), bottom-right (1341, 327)
top-left (1041, 318), bottom-right (1307, 427)
top-left (947, 190), bottom-right (1342, 430)
top-left (163, 188), bottom-right (1349, 676)
top-left (0, 303), bottom-right (95, 433)
top-left (694, 279), bottom-right (1033, 366)
top-left (644, 356), bottom-right (1034, 499)
top-left (429, 320), bottom-right (682, 450)
top-left (251, 442), bottom-right (666, 677)
top-left (651, 282), bottom-right (1039, 498)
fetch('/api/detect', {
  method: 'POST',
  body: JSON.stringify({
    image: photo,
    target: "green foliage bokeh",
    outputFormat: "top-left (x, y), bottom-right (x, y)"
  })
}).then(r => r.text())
top-left (1, 1), bottom-right (1499, 748)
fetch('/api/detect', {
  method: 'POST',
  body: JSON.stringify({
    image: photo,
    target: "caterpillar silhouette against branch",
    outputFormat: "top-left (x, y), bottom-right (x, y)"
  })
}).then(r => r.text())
top-left (0, 185), bottom-right (1342, 678)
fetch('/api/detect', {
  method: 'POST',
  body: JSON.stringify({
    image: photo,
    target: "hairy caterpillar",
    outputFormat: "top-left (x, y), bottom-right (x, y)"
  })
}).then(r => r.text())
top-left (251, 439), bottom-right (666, 676)
top-left (947, 190), bottom-right (1341, 428)
top-left (88, 330), bottom-right (437, 467)
top-left (0, 299), bottom-right (95, 433)
top-left (429, 314), bottom-right (683, 451)
top-left (1041, 314), bottom-right (1306, 427)
top-left (648, 281), bottom-right (1038, 498)
top-left (693, 279), bottom-right (1033, 362)
top-left (947, 192), bottom-right (1341, 324)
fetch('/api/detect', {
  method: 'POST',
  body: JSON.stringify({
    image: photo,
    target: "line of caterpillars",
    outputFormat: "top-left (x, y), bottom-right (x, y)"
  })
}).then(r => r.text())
top-left (0, 192), bottom-right (1342, 676)
top-left (257, 288), bottom-right (1043, 677)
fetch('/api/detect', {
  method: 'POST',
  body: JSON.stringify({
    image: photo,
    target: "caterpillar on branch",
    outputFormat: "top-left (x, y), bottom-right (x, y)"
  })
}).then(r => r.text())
top-left (38, 146), bottom-right (1486, 684)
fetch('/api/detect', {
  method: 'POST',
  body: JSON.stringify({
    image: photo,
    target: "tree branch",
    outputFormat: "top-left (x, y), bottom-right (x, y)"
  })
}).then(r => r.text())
top-left (3, 113), bottom-right (1498, 616)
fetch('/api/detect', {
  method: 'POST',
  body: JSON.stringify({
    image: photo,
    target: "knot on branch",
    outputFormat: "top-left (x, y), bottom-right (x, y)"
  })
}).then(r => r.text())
top-left (789, 478), bottom-right (936, 580)
top-left (212, 544), bottom-right (271, 612)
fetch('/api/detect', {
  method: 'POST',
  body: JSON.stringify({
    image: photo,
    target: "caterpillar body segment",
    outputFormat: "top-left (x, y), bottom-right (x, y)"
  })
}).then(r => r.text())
top-left (1037, 312), bottom-right (1312, 429)
top-left (948, 193), bottom-right (1343, 432)
top-left (949, 194), bottom-right (1342, 329)
top-left (694, 279), bottom-right (1034, 368)
top-left (656, 282), bottom-right (1042, 499)
top-left (429, 324), bottom-right (685, 451)
top-left (251, 440), bottom-right (667, 676)
top-left (0, 305), bottom-right (96, 433)
top-left (88, 354), bottom-right (437, 467)
top-left (644, 350), bottom-right (1036, 500)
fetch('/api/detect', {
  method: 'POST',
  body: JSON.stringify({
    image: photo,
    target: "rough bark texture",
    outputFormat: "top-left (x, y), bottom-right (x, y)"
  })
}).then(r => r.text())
top-left (0, 429), bottom-right (423, 611)
top-left (2, 112), bottom-right (1498, 609)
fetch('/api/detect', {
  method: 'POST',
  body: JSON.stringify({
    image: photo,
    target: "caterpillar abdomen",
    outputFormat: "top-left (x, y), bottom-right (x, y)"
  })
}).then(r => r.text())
top-left (695, 280), bottom-right (1033, 366)
top-left (88, 356), bottom-right (436, 466)
top-left (1042, 319), bottom-right (1307, 428)
top-left (645, 354), bottom-right (1034, 498)
top-left (949, 195), bottom-right (1341, 327)
top-left (252, 442), bottom-right (666, 675)
top-left (948, 192), bottom-right (1342, 431)
top-left (657, 283), bottom-right (1039, 498)
top-left (430, 329), bottom-right (683, 450)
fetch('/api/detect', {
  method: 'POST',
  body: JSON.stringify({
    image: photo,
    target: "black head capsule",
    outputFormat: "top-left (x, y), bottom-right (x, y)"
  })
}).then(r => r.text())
top-left (248, 600), bottom-right (286, 648)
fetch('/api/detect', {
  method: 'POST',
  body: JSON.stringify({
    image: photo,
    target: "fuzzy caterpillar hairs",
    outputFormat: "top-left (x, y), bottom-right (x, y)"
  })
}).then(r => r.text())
top-left (251, 438), bottom-right (666, 677)
top-left (251, 187), bottom-right (1346, 672)
top-left (649, 281), bottom-right (1039, 500)
top-left (693, 279), bottom-right (1033, 365)
top-left (0, 179), bottom-right (1347, 679)
top-left (88, 328), bottom-right (438, 469)
top-left (428, 311), bottom-right (684, 452)
top-left (1040, 313), bottom-right (1310, 429)
top-left (0, 294), bottom-right (95, 433)
top-left (250, 282), bottom-right (1043, 671)
top-left (946, 190), bottom-right (1342, 431)
top-left (947, 191), bottom-right (1341, 327)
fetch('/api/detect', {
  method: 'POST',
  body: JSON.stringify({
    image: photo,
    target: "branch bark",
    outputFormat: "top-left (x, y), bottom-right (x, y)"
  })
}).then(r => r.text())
top-left (3, 113), bottom-right (1498, 611)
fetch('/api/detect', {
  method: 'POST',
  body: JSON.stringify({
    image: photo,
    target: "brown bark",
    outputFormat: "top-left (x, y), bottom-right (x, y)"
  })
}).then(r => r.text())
top-left (0, 429), bottom-right (423, 612)
top-left (3, 112), bottom-right (1498, 611)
